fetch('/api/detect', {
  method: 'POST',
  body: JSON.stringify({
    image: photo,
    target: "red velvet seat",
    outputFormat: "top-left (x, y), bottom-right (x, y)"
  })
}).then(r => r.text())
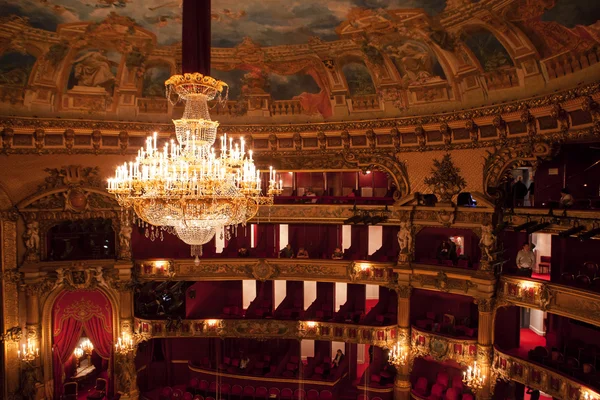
top-left (183, 392), bottom-right (193, 400)
top-left (172, 389), bottom-right (184, 399)
top-left (372, 398), bottom-right (383, 400)
top-left (461, 395), bottom-right (474, 400)
top-left (243, 385), bottom-right (255, 399)
top-left (436, 372), bottom-right (449, 388)
top-left (319, 390), bottom-right (333, 400)
top-left (232, 385), bottom-right (243, 396)
top-left (358, 395), bottom-right (369, 400)
top-left (199, 380), bottom-right (209, 392)
top-left (294, 388), bottom-right (306, 400)
top-left (429, 383), bottom-right (444, 400)
top-left (255, 386), bottom-right (268, 399)
top-left (269, 387), bottom-right (281, 398)
top-left (445, 388), bottom-right (459, 400)
top-left (413, 377), bottom-right (428, 396)
top-left (307, 389), bottom-right (319, 400)
top-left (208, 382), bottom-right (217, 394)
top-left (188, 378), bottom-right (199, 391)
top-left (159, 387), bottom-right (173, 400)
top-left (220, 383), bottom-right (231, 396)
top-left (281, 388), bottom-right (294, 400)
top-left (451, 375), bottom-right (463, 391)
top-left (192, 396), bottom-right (203, 400)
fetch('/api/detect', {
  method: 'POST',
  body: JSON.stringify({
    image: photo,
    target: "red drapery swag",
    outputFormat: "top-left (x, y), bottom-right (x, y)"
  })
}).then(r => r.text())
top-left (52, 290), bottom-right (113, 399)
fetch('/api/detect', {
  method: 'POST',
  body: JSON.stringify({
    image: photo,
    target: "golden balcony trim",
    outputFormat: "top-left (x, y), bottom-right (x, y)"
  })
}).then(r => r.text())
top-left (411, 325), bottom-right (478, 365)
top-left (134, 318), bottom-right (398, 347)
top-left (492, 348), bottom-right (600, 400)
top-left (498, 276), bottom-right (600, 327)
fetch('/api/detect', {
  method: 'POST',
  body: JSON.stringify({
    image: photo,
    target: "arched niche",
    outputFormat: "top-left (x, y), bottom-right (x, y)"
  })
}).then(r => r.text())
top-left (0, 51), bottom-right (37, 89)
top-left (268, 72), bottom-right (321, 100)
top-left (340, 60), bottom-right (377, 96)
top-left (65, 48), bottom-right (122, 96)
top-left (460, 28), bottom-right (514, 72)
top-left (141, 63), bottom-right (172, 98)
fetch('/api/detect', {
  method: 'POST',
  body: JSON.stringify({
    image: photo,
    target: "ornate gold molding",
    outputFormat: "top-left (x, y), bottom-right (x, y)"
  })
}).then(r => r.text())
top-left (497, 276), bottom-right (600, 326)
top-left (492, 348), bottom-right (599, 400)
top-left (134, 318), bottom-right (397, 347)
top-left (411, 326), bottom-right (477, 366)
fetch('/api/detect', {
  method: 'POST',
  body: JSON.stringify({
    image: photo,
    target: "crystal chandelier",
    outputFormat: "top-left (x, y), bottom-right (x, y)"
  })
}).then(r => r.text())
top-left (18, 338), bottom-right (39, 363)
top-left (114, 332), bottom-right (135, 356)
top-left (108, 73), bottom-right (282, 260)
top-left (463, 361), bottom-right (485, 391)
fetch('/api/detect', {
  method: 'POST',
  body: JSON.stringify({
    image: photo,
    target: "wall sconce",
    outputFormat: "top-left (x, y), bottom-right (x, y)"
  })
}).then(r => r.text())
top-left (18, 338), bottom-right (39, 363)
top-left (389, 343), bottom-right (408, 367)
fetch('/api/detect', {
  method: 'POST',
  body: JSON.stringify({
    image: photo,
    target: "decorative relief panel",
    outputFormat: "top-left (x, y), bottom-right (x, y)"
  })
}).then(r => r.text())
top-left (411, 326), bottom-right (477, 366)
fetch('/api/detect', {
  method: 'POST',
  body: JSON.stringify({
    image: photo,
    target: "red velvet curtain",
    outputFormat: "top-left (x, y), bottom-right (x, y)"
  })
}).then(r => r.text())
top-left (53, 290), bottom-right (113, 398)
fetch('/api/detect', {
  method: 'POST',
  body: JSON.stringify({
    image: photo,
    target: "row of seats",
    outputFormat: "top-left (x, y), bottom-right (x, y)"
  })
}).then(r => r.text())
top-left (528, 346), bottom-right (600, 388)
top-left (412, 372), bottom-right (474, 400)
top-left (414, 313), bottom-right (477, 338)
top-left (172, 381), bottom-right (335, 400)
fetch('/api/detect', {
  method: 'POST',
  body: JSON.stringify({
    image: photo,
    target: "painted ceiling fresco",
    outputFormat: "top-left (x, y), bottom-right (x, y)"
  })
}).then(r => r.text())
top-left (0, 0), bottom-right (599, 123)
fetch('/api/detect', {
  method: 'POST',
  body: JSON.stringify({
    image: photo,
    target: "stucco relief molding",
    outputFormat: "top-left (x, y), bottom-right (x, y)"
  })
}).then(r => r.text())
top-left (411, 326), bottom-right (477, 366)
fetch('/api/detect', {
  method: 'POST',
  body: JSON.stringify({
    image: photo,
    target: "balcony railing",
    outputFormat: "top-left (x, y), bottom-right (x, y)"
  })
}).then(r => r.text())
top-left (411, 326), bottom-right (478, 365)
top-left (134, 318), bottom-right (397, 347)
top-left (483, 67), bottom-right (519, 91)
top-left (136, 97), bottom-right (168, 114)
top-left (349, 94), bottom-right (382, 112)
top-left (136, 258), bottom-right (397, 286)
top-left (492, 348), bottom-right (600, 400)
top-left (497, 276), bottom-right (600, 326)
top-left (541, 47), bottom-right (600, 80)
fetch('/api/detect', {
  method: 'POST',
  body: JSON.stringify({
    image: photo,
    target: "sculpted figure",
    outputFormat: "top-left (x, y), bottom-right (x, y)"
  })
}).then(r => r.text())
top-left (73, 50), bottom-right (117, 89)
top-left (480, 224), bottom-right (497, 261)
top-left (397, 222), bottom-right (413, 255)
top-left (119, 221), bottom-right (133, 259)
top-left (24, 220), bottom-right (40, 261)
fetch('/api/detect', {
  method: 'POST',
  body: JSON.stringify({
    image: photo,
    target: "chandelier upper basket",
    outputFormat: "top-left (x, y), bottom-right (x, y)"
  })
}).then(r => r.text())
top-left (165, 73), bottom-right (228, 102)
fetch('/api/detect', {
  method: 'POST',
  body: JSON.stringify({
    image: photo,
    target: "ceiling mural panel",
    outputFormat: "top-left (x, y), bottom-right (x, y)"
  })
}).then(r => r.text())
top-left (0, 0), bottom-right (599, 124)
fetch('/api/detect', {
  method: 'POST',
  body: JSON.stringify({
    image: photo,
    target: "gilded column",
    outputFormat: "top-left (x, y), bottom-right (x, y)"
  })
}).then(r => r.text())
top-left (1, 217), bottom-right (20, 399)
top-left (394, 285), bottom-right (412, 400)
top-left (476, 298), bottom-right (494, 400)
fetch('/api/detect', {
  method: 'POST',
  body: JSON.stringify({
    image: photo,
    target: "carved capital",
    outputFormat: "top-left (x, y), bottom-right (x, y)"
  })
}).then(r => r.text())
top-left (475, 298), bottom-right (495, 313)
top-left (396, 285), bottom-right (412, 298)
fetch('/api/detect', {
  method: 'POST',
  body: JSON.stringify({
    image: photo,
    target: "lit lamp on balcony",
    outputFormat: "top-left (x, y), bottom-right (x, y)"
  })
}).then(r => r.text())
top-left (73, 347), bottom-right (84, 367)
top-left (18, 338), bottom-right (39, 363)
top-left (463, 361), bottom-right (485, 391)
top-left (80, 338), bottom-right (94, 356)
top-left (114, 333), bottom-right (135, 356)
top-left (389, 343), bottom-right (408, 367)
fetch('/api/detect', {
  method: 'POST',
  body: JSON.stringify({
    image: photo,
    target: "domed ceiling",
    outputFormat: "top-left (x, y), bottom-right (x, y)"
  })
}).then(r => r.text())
top-left (0, 0), bottom-right (599, 124)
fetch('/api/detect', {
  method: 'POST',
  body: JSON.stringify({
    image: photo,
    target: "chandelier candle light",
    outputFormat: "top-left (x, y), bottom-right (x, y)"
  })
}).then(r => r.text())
top-left (389, 342), bottom-right (408, 366)
top-left (463, 361), bottom-right (485, 391)
top-left (114, 333), bottom-right (135, 355)
top-left (18, 338), bottom-right (39, 363)
top-left (108, 73), bottom-right (282, 262)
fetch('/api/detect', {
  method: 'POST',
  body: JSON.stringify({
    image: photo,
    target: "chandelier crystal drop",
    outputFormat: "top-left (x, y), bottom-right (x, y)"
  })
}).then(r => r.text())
top-left (108, 73), bottom-right (282, 259)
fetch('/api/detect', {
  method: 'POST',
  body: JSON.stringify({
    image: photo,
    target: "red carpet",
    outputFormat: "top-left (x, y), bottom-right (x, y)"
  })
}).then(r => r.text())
top-left (509, 328), bottom-right (546, 359)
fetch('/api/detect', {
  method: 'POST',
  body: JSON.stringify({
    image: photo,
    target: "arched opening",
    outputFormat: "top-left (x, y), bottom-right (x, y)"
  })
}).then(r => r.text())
top-left (0, 51), bottom-right (37, 103)
top-left (51, 289), bottom-right (114, 399)
top-left (341, 61), bottom-right (376, 96)
top-left (414, 227), bottom-right (481, 269)
top-left (47, 218), bottom-right (115, 261)
top-left (461, 29), bottom-right (513, 72)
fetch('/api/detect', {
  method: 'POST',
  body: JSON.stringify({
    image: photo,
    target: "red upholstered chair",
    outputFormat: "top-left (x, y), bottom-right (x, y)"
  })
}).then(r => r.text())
top-left (461, 394), bottom-right (474, 400)
top-left (357, 395), bottom-right (369, 400)
top-left (232, 385), bottom-right (243, 396)
top-left (220, 383), bottom-right (231, 396)
top-left (183, 392), bottom-right (194, 400)
top-left (413, 377), bottom-right (428, 396)
top-left (451, 375), bottom-right (463, 391)
top-left (255, 386), bottom-right (268, 399)
top-left (199, 380), bottom-right (209, 394)
top-left (372, 398), bottom-right (383, 400)
top-left (172, 389), bottom-right (184, 399)
top-left (436, 372), bottom-right (449, 388)
top-left (281, 388), bottom-right (294, 400)
top-left (370, 374), bottom-right (381, 384)
top-left (307, 389), bottom-right (319, 400)
top-left (445, 388), bottom-right (459, 400)
top-left (294, 389), bottom-right (306, 400)
top-left (206, 398), bottom-right (215, 400)
top-left (63, 382), bottom-right (78, 400)
top-left (319, 390), bottom-right (333, 400)
top-left (87, 378), bottom-right (107, 400)
top-left (269, 388), bottom-right (281, 399)
top-left (159, 387), bottom-right (173, 400)
top-left (192, 396), bottom-right (203, 400)
top-left (243, 385), bottom-right (255, 399)
top-left (208, 382), bottom-right (217, 394)
top-left (429, 383), bottom-right (444, 400)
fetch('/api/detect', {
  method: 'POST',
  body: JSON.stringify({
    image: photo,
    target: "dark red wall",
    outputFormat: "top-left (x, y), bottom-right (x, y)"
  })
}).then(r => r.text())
top-left (414, 227), bottom-right (481, 263)
top-left (494, 306), bottom-right (520, 351)
top-left (410, 289), bottom-right (477, 323)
